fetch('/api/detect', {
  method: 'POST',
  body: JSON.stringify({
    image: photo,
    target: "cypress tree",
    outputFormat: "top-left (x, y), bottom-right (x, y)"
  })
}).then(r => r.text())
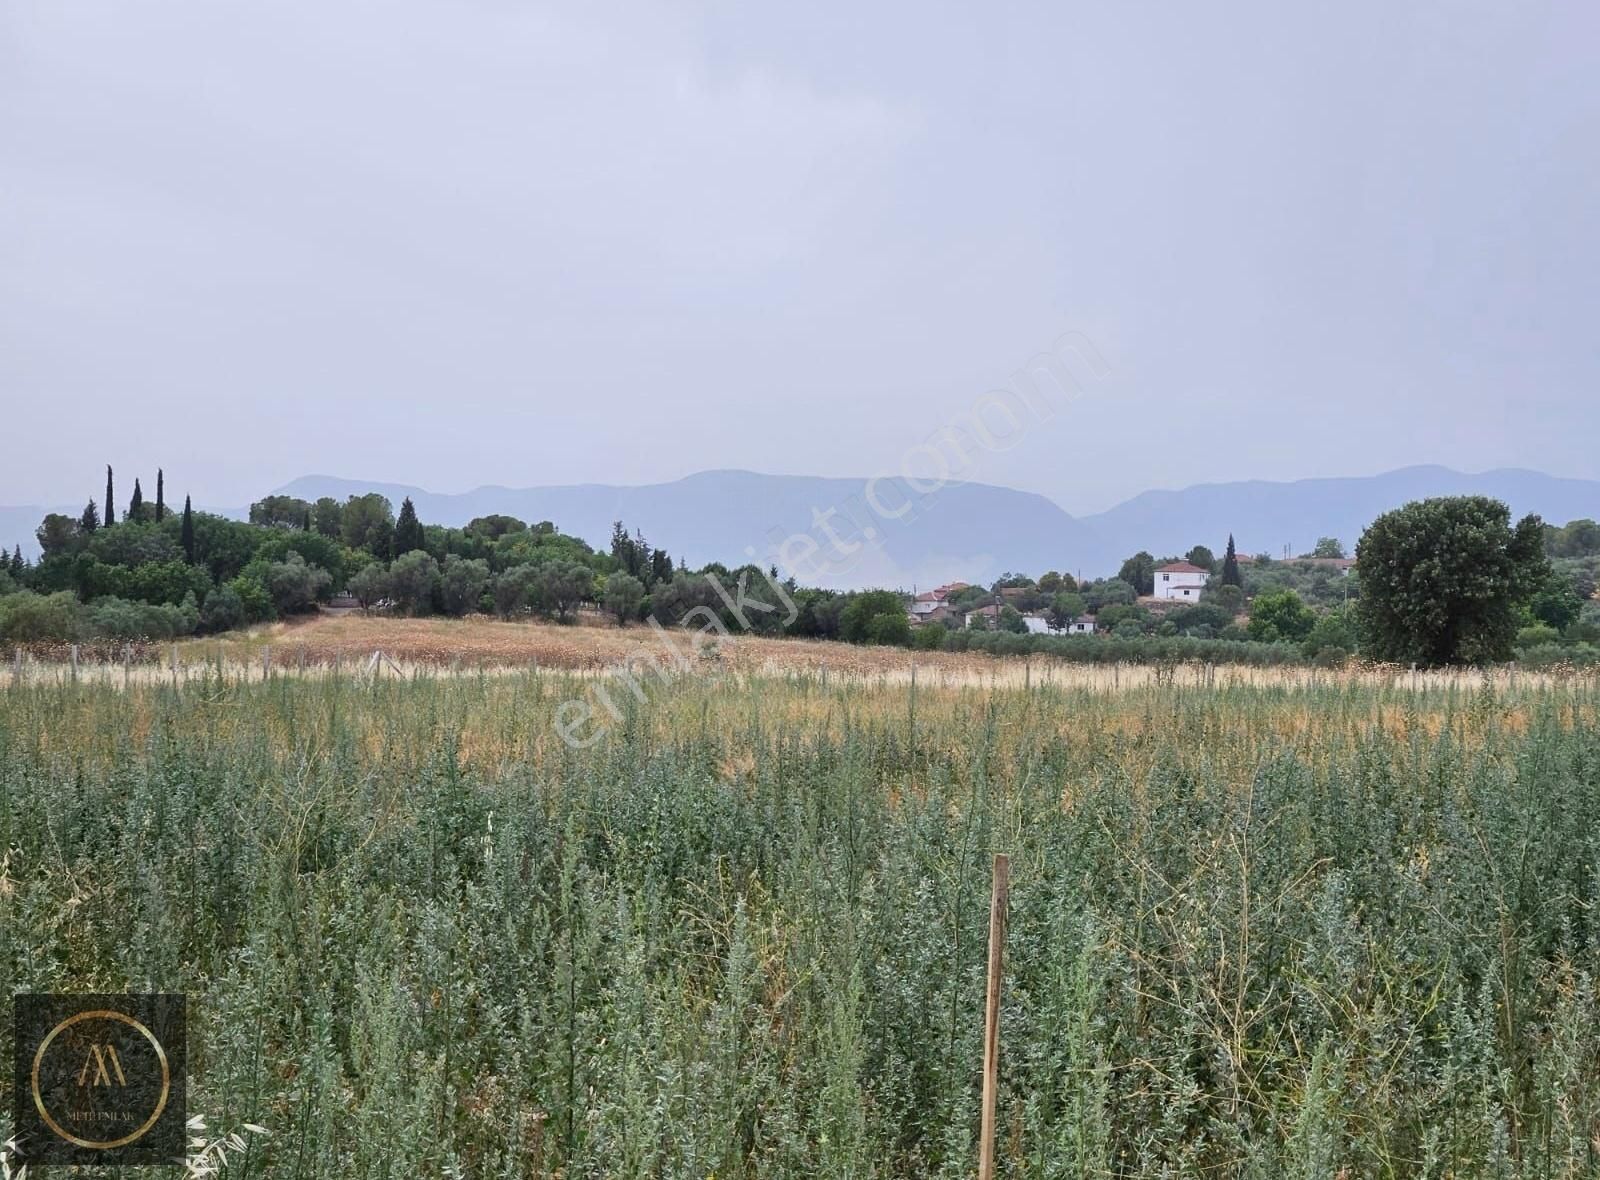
top-left (1222, 534), bottom-right (1243, 587)
top-left (393, 496), bottom-right (424, 557)
top-left (128, 479), bottom-right (144, 522)
top-left (181, 496), bottom-right (196, 564)
top-left (155, 469), bottom-right (166, 521)
top-left (105, 466), bottom-right (115, 526)
top-left (10, 546), bottom-right (22, 576)
top-left (80, 500), bottom-right (100, 532)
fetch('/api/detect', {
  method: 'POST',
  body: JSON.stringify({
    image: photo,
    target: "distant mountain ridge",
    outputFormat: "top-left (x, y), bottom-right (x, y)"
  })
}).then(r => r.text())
top-left (4, 466), bottom-right (1596, 589)
top-left (1080, 465), bottom-right (1600, 565)
top-left (271, 470), bottom-right (1105, 590)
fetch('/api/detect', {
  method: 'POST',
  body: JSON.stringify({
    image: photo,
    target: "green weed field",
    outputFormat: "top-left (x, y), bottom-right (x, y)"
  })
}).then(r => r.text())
top-left (2, 666), bottom-right (1599, 1177)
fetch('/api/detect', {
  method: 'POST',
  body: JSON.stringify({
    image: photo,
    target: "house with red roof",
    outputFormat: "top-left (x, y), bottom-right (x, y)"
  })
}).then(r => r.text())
top-left (1153, 561), bottom-right (1208, 601)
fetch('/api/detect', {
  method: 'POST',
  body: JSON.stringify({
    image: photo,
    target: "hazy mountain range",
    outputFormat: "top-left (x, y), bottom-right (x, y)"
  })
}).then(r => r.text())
top-left (4, 466), bottom-right (1596, 590)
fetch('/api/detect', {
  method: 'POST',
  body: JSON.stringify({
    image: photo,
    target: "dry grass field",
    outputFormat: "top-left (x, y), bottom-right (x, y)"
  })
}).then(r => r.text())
top-left (9, 609), bottom-right (1592, 698)
top-left (4, 614), bottom-right (1600, 1176)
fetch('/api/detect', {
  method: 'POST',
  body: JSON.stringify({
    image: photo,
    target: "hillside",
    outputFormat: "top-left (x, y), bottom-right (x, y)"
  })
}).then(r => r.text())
top-left (1083, 465), bottom-right (1600, 560)
top-left (273, 470), bottom-right (1109, 590)
top-left (5, 465), bottom-right (1596, 586)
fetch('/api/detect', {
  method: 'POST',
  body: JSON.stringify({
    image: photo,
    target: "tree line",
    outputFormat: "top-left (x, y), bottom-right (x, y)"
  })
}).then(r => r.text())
top-left (2, 474), bottom-right (1595, 668)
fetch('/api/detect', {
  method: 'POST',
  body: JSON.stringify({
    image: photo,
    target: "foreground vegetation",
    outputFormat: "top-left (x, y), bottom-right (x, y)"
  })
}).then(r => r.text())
top-left (3, 665), bottom-right (1598, 1176)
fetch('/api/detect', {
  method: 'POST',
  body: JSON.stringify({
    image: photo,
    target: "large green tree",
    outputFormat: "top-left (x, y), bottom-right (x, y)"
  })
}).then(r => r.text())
top-left (1117, 551), bottom-right (1156, 597)
top-left (341, 494), bottom-right (395, 557)
top-left (389, 549), bottom-right (441, 615)
top-left (393, 497), bottom-right (425, 558)
top-left (536, 560), bottom-right (594, 622)
top-left (35, 514), bottom-right (79, 558)
top-left (603, 571), bottom-right (646, 625)
top-left (1246, 589), bottom-right (1315, 642)
top-left (348, 563), bottom-right (392, 611)
top-left (1311, 536), bottom-right (1345, 558)
top-left (1047, 591), bottom-right (1088, 630)
top-left (1528, 570), bottom-right (1584, 631)
top-left (840, 590), bottom-right (909, 645)
top-left (250, 495), bottom-right (313, 528)
top-left (312, 497), bottom-right (345, 538)
top-left (180, 496), bottom-right (195, 564)
top-left (1221, 535), bottom-right (1242, 587)
top-left (1355, 496), bottom-right (1546, 666)
top-left (439, 555), bottom-right (491, 616)
top-left (1545, 518), bottom-right (1600, 558)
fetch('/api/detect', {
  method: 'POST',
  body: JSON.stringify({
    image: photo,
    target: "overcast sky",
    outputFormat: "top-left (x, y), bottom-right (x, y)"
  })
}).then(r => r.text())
top-left (3, 0), bottom-right (1596, 515)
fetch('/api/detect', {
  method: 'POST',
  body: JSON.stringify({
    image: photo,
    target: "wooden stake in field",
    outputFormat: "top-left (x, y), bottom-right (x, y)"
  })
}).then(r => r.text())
top-left (978, 852), bottom-right (1009, 1180)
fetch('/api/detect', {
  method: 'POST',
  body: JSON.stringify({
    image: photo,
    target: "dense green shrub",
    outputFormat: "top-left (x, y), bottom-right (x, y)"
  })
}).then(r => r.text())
top-left (840, 589), bottom-right (908, 644)
top-left (261, 551), bottom-right (333, 614)
top-left (0, 590), bottom-right (83, 642)
top-left (199, 583), bottom-right (245, 633)
top-left (229, 574), bottom-right (275, 624)
top-left (85, 594), bottom-right (199, 639)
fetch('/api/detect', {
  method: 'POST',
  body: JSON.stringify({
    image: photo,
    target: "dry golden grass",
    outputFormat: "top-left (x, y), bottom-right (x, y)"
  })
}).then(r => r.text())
top-left (7, 611), bottom-right (1595, 703)
top-left (195, 611), bottom-right (996, 676)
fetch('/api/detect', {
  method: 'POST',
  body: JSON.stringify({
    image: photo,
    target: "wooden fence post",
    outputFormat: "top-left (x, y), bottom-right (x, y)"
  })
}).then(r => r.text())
top-left (69, 644), bottom-right (79, 681)
top-left (978, 853), bottom-right (1010, 1180)
top-left (908, 662), bottom-right (917, 744)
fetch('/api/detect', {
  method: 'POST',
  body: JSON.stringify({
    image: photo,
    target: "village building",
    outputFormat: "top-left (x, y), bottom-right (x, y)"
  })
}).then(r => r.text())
top-left (907, 581), bottom-right (972, 627)
top-left (964, 603), bottom-right (1004, 628)
top-left (1153, 561), bottom-right (1208, 601)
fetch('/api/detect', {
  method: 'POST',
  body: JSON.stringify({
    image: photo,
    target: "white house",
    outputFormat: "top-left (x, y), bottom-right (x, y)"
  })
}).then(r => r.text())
top-left (1153, 561), bottom-right (1208, 601)
top-left (1066, 615), bottom-right (1097, 634)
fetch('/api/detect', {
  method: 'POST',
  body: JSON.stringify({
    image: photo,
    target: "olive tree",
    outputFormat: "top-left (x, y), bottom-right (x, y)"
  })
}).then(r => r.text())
top-left (389, 550), bottom-right (441, 616)
top-left (439, 555), bottom-right (490, 617)
top-left (603, 571), bottom-right (646, 626)
top-left (348, 563), bottom-right (392, 611)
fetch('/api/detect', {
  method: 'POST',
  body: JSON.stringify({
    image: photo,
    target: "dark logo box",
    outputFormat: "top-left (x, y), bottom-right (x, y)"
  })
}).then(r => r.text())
top-left (12, 993), bottom-right (187, 1166)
